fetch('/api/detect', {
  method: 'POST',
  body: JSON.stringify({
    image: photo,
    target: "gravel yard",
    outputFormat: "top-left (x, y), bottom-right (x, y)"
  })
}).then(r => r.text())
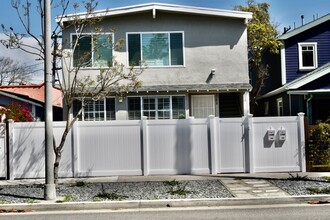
top-left (0, 177), bottom-right (329, 204)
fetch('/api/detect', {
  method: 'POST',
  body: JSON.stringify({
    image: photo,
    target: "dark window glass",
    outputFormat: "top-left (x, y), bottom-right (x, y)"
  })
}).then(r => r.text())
top-left (128, 34), bottom-right (141, 66)
top-left (170, 33), bottom-right (184, 65)
top-left (73, 35), bottom-right (92, 67)
top-left (128, 97), bottom-right (141, 120)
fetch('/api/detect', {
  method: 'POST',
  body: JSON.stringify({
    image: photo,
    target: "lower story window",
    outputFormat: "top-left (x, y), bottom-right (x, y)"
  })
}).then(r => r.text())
top-left (128, 96), bottom-right (185, 120)
top-left (73, 97), bottom-right (115, 121)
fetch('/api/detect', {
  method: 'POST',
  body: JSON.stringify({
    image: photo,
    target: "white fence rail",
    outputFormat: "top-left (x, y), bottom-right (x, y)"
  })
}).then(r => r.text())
top-left (1, 114), bottom-right (306, 180)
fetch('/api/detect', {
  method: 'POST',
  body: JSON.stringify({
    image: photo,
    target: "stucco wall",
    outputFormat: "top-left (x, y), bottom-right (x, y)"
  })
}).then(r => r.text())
top-left (61, 11), bottom-right (249, 87)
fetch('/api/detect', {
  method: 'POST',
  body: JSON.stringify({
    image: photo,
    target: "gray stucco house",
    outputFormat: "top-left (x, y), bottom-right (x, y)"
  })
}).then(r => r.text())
top-left (58, 3), bottom-right (252, 121)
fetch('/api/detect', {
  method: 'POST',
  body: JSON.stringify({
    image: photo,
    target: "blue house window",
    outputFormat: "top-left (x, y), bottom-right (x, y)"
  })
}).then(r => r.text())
top-left (72, 33), bottom-right (113, 68)
top-left (127, 32), bottom-right (184, 67)
top-left (298, 42), bottom-right (318, 71)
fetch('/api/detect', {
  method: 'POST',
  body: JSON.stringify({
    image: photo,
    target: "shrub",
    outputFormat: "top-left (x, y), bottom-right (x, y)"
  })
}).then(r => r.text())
top-left (309, 119), bottom-right (330, 168)
top-left (0, 102), bottom-right (33, 122)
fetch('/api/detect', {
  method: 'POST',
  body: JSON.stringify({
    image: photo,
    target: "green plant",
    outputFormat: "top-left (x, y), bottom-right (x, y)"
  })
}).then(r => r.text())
top-left (57, 194), bottom-right (73, 203)
top-left (163, 179), bottom-right (192, 196)
top-left (74, 181), bottom-right (88, 187)
top-left (0, 102), bottom-right (33, 122)
top-left (0, 200), bottom-right (9, 204)
top-left (288, 173), bottom-right (309, 180)
top-left (93, 183), bottom-right (128, 201)
top-left (307, 187), bottom-right (330, 194)
top-left (163, 179), bottom-right (180, 187)
top-left (94, 192), bottom-right (128, 201)
top-left (93, 197), bottom-right (102, 202)
top-left (27, 199), bottom-right (39, 204)
top-left (308, 119), bottom-right (330, 168)
top-left (321, 176), bottom-right (330, 181)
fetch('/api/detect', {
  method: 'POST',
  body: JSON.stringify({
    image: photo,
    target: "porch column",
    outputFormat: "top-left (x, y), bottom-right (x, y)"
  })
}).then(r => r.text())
top-left (243, 91), bottom-right (250, 116)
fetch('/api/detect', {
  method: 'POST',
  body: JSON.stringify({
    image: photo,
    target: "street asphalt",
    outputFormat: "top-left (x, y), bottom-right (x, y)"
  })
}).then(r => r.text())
top-left (0, 172), bottom-right (330, 212)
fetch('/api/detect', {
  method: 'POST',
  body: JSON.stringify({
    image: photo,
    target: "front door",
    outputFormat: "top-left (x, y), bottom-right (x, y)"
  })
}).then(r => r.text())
top-left (191, 95), bottom-right (215, 118)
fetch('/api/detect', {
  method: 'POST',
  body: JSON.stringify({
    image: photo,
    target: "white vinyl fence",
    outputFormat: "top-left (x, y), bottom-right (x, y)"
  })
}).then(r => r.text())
top-left (1, 113), bottom-right (306, 180)
top-left (0, 123), bottom-right (5, 178)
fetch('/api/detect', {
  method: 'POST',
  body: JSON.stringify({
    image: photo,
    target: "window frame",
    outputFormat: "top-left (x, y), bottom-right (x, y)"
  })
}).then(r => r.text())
top-left (73, 97), bottom-right (116, 121)
top-left (276, 98), bottom-right (283, 116)
top-left (70, 32), bottom-right (114, 69)
top-left (298, 42), bottom-right (318, 71)
top-left (127, 95), bottom-right (186, 120)
top-left (126, 31), bottom-right (185, 68)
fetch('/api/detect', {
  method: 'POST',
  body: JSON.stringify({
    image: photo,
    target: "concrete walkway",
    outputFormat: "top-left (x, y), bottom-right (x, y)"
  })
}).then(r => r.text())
top-left (220, 178), bottom-right (289, 198)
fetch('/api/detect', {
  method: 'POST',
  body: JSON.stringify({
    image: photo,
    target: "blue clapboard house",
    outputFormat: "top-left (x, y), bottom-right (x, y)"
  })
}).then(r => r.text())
top-left (258, 14), bottom-right (330, 124)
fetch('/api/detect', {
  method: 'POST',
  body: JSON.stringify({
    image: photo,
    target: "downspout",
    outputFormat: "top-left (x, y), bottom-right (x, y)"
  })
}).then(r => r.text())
top-left (289, 94), bottom-right (292, 116)
top-left (306, 94), bottom-right (313, 124)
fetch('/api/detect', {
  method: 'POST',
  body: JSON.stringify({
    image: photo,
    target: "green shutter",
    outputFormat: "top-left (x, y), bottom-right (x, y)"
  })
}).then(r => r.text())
top-left (128, 34), bottom-right (141, 66)
top-left (73, 35), bottom-right (92, 67)
top-left (170, 33), bottom-right (183, 65)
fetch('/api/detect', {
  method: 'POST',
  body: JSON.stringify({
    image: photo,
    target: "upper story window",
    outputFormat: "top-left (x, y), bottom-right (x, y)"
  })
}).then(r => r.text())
top-left (298, 42), bottom-right (318, 71)
top-left (127, 32), bottom-right (184, 67)
top-left (72, 33), bottom-right (113, 68)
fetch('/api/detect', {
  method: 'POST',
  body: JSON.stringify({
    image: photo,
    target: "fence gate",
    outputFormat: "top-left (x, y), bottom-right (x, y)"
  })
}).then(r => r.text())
top-left (218, 118), bottom-right (247, 173)
top-left (0, 123), bottom-right (5, 178)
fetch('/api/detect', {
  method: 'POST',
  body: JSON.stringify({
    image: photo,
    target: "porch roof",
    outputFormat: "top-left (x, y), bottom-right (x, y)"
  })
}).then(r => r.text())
top-left (259, 62), bottom-right (330, 99)
top-left (134, 83), bottom-right (252, 93)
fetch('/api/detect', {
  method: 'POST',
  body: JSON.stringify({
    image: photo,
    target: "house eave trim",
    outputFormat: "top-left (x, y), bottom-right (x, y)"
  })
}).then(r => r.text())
top-left (56, 3), bottom-right (252, 23)
top-left (260, 63), bottom-right (330, 99)
top-left (0, 91), bottom-right (43, 107)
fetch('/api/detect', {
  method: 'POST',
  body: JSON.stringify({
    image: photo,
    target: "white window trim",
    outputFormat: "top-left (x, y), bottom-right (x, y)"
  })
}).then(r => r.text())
top-left (126, 31), bottom-right (185, 68)
top-left (298, 42), bottom-right (318, 71)
top-left (70, 32), bottom-right (114, 69)
top-left (276, 98), bottom-right (283, 116)
top-left (74, 97), bottom-right (116, 121)
top-left (191, 94), bottom-right (215, 118)
top-left (127, 95), bottom-right (186, 119)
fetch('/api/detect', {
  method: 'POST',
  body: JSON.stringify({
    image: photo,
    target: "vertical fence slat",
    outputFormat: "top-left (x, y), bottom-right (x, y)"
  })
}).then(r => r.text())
top-left (298, 112), bottom-right (306, 172)
top-left (209, 115), bottom-right (218, 174)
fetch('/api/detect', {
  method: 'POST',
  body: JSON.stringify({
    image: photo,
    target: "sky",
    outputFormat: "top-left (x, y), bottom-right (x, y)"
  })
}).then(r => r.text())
top-left (1, 0), bottom-right (330, 83)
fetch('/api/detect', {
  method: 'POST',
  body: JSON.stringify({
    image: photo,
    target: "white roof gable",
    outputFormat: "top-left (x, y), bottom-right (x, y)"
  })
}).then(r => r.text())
top-left (56, 2), bottom-right (252, 23)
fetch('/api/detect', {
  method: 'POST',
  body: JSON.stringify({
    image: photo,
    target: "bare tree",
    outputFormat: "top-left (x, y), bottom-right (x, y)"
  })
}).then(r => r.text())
top-left (1, 0), bottom-right (143, 184)
top-left (0, 56), bottom-right (34, 85)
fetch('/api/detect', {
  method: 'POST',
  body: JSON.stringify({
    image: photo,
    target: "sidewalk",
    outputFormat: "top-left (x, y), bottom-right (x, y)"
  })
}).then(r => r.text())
top-left (0, 172), bottom-right (330, 212)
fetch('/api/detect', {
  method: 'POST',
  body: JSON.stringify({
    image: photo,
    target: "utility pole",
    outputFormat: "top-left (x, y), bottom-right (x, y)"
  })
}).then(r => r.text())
top-left (44, 0), bottom-right (56, 200)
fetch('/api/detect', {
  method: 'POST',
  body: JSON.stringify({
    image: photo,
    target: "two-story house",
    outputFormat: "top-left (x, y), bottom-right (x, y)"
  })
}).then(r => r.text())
top-left (57, 3), bottom-right (252, 121)
top-left (258, 14), bottom-right (330, 124)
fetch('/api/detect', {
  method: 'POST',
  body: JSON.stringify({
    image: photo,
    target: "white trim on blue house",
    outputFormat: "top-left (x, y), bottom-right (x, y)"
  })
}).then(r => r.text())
top-left (56, 3), bottom-right (252, 24)
top-left (260, 62), bottom-right (330, 98)
top-left (280, 44), bottom-right (286, 85)
top-left (278, 13), bottom-right (330, 40)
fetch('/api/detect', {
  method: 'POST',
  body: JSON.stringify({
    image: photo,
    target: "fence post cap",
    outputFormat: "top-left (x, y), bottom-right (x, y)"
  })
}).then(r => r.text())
top-left (142, 116), bottom-right (148, 120)
top-left (298, 112), bottom-right (305, 116)
top-left (7, 119), bottom-right (14, 123)
top-left (208, 115), bottom-right (215, 119)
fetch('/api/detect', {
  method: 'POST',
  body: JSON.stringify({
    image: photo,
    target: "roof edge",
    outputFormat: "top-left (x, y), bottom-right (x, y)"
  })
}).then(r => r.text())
top-left (56, 2), bottom-right (252, 23)
top-left (278, 13), bottom-right (330, 40)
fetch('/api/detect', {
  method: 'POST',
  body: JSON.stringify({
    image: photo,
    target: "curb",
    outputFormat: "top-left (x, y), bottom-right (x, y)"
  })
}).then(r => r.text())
top-left (1, 195), bottom-right (330, 212)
